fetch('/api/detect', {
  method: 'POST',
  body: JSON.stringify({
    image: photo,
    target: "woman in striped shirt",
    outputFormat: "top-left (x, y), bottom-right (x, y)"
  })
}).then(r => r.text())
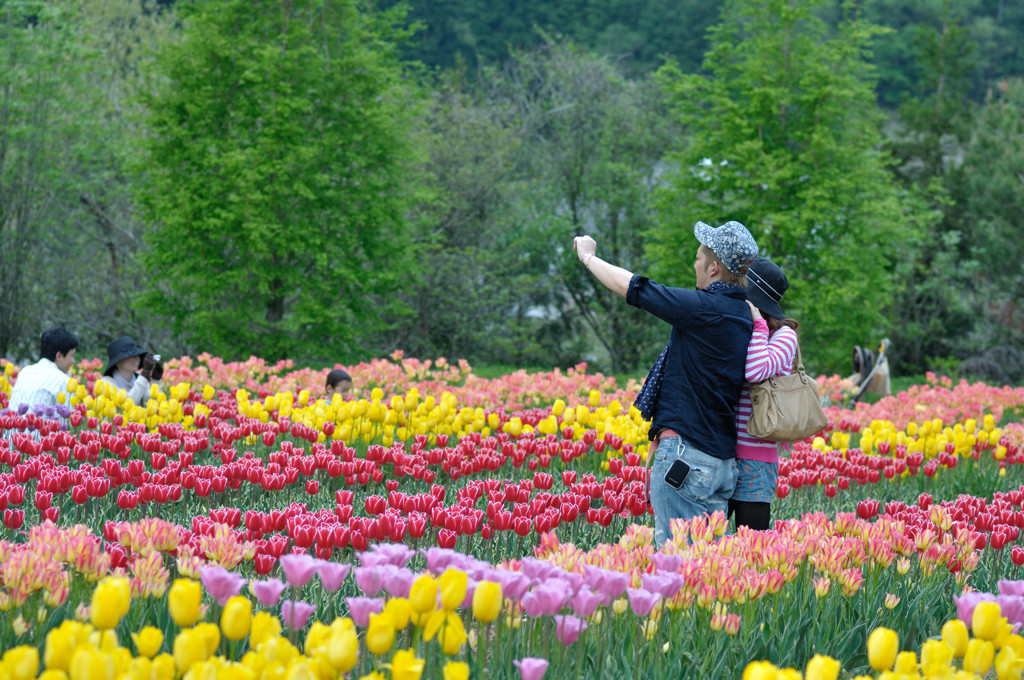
top-left (730, 257), bottom-right (799, 530)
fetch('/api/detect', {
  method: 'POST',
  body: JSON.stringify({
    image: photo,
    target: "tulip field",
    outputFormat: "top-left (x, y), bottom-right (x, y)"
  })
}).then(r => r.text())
top-left (4, 353), bottom-right (1024, 680)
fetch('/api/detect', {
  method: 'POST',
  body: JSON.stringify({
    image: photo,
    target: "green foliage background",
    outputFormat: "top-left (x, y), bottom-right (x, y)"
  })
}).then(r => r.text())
top-left (3, 0), bottom-right (1024, 381)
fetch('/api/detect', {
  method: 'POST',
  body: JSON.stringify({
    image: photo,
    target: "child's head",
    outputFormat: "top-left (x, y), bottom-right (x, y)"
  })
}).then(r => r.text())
top-left (325, 368), bottom-right (352, 397)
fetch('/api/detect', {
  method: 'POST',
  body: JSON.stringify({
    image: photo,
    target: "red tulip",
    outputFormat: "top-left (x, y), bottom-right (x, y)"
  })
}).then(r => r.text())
top-left (437, 529), bottom-right (457, 548)
top-left (4, 509), bottom-right (24, 529)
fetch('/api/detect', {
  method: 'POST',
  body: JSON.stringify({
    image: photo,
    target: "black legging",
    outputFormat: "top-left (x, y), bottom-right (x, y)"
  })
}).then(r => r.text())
top-left (729, 499), bottom-right (771, 531)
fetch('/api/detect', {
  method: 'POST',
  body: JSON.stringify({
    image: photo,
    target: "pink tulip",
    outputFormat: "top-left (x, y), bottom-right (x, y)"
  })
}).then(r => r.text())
top-left (345, 597), bottom-right (384, 628)
top-left (521, 582), bottom-right (569, 618)
top-left (513, 658), bottom-right (549, 680)
top-left (365, 543), bottom-right (414, 568)
top-left (318, 562), bottom-right (352, 593)
top-left (199, 565), bottom-right (246, 606)
top-left (626, 588), bottom-right (661, 617)
top-left (354, 566), bottom-right (385, 596)
top-left (999, 580), bottom-right (1024, 598)
top-left (553, 615), bottom-right (588, 646)
top-left (250, 578), bottom-right (288, 608)
top-left (280, 599), bottom-right (316, 629)
top-left (595, 571), bottom-right (628, 605)
top-left (652, 553), bottom-right (682, 572)
top-left (641, 572), bottom-right (683, 599)
top-left (280, 554), bottom-right (322, 589)
top-left (997, 595), bottom-right (1024, 625)
top-left (422, 547), bottom-right (463, 575)
top-left (953, 591), bottom-right (997, 625)
top-left (491, 570), bottom-right (530, 601)
top-left (570, 588), bottom-right (604, 619)
top-left (383, 566), bottom-right (414, 599)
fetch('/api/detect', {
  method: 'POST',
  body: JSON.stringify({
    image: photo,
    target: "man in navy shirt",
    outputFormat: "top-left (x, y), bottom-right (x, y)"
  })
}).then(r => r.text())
top-left (574, 221), bottom-right (757, 546)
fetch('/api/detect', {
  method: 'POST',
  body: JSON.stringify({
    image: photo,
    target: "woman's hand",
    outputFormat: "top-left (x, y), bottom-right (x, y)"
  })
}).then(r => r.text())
top-left (747, 300), bottom-right (763, 321)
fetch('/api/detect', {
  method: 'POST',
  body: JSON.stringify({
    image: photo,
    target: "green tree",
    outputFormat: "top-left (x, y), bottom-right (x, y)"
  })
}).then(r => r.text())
top-left (491, 41), bottom-right (676, 372)
top-left (134, 0), bottom-right (422, 362)
top-left (653, 0), bottom-right (930, 373)
top-left (884, 0), bottom-right (978, 373)
top-left (956, 78), bottom-right (1024, 347)
top-left (376, 67), bottom-right (576, 367)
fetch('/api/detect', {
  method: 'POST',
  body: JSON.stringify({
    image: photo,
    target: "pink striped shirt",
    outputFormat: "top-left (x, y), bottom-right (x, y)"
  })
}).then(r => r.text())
top-left (735, 318), bottom-right (798, 462)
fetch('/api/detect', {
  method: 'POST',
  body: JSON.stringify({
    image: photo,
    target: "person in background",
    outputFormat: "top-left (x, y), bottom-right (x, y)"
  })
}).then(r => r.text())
top-left (325, 368), bottom-right (352, 400)
top-left (731, 257), bottom-right (799, 531)
top-left (574, 220), bottom-right (758, 547)
top-left (100, 336), bottom-right (163, 407)
top-left (7, 327), bottom-right (79, 418)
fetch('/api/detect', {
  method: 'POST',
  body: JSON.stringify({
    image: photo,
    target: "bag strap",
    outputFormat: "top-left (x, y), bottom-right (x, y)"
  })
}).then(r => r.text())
top-left (792, 341), bottom-right (806, 373)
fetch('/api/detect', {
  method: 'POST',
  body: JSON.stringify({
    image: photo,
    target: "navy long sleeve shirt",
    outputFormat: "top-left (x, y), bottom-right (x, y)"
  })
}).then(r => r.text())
top-left (626, 275), bottom-right (753, 460)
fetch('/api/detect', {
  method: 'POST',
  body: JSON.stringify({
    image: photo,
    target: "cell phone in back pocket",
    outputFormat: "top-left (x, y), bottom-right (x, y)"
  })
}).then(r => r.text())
top-left (664, 458), bottom-right (691, 489)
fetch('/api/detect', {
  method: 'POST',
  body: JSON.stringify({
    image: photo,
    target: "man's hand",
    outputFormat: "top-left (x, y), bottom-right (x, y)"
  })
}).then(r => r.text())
top-left (747, 300), bottom-right (763, 321)
top-left (573, 235), bottom-right (597, 264)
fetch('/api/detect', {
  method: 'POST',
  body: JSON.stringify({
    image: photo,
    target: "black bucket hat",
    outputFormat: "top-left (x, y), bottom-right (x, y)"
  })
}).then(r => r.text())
top-left (104, 336), bottom-right (149, 377)
top-left (746, 256), bottom-right (788, 320)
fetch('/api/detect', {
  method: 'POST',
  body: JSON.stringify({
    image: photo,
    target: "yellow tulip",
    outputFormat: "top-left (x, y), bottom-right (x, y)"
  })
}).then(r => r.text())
top-left (38, 671), bottom-right (68, 680)
top-left (741, 662), bottom-right (778, 680)
top-left (325, 626), bottom-right (358, 673)
top-left (920, 638), bottom-right (954, 677)
top-left (893, 651), bottom-right (917, 674)
top-left (196, 622), bottom-right (221, 656)
top-left (126, 657), bottom-right (152, 680)
top-left (438, 614), bottom-right (467, 655)
top-left (174, 628), bottom-right (208, 675)
top-left (443, 661), bottom-right (469, 680)
top-left (805, 654), bottom-right (841, 680)
top-left (221, 596), bottom-right (253, 642)
top-left (151, 654), bottom-right (176, 680)
top-left (285, 660), bottom-right (316, 680)
top-left (995, 618), bottom-right (1016, 650)
top-left (440, 569), bottom-right (467, 611)
top-left (69, 648), bottom-right (106, 680)
top-left (964, 639), bottom-right (995, 675)
top-left (942, 619), bottom-right (969, 657)
top-left (168, 579), bottom-right (202, 627)
top-left (251, 612), bottom-right (282, 649)
top-left (974, 602), bottom-right (1003, 641)
top-left (867, 627), bottom-right (899, 671)
top-left (472, 581), bottom-right (502, 623)
top-left (390, 649), bottom-right (425, 680)
top-left (132, 627), bottom-right (165, 658)
top-left (383, 598), bottom-right (411, 630)
top-left (365, 613), bottom-right (395, 656)
top-left (409, 575), bottom-right (438, 614)
top-left (3, 646), bottom-right (40, 680)
top-left (996, 644), bottom-right (1024, 680)
top-left (776, 671), bottom-right (802, 680)
top-left (90, 576), bottom-right (131, 630)
top-left (423, 611), bottom-right (466, 656)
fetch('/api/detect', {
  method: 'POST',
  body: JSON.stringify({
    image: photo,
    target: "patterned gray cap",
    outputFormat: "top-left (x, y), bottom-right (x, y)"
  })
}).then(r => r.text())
top-left (693, 220), bottom-right (758, 275)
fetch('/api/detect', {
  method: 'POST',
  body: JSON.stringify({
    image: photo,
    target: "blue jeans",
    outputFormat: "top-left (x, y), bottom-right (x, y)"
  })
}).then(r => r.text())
top-left (650, 437), bottom-right (737, 547)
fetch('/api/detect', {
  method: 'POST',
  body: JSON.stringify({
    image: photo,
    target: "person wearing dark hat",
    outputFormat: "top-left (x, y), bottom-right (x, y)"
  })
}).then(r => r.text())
top-left (731, 256), bottom-right (800, 531)
top-left (573, 220), bottom-right (758, 548)
top-left (100, 336), bottom-right (163, 407)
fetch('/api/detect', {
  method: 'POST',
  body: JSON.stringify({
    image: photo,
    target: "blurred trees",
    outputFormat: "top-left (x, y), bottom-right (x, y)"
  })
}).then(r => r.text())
top-left (0, 0), bottom-right (172, 361)
top-left (3, 0), bottom-right (1024, 379)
